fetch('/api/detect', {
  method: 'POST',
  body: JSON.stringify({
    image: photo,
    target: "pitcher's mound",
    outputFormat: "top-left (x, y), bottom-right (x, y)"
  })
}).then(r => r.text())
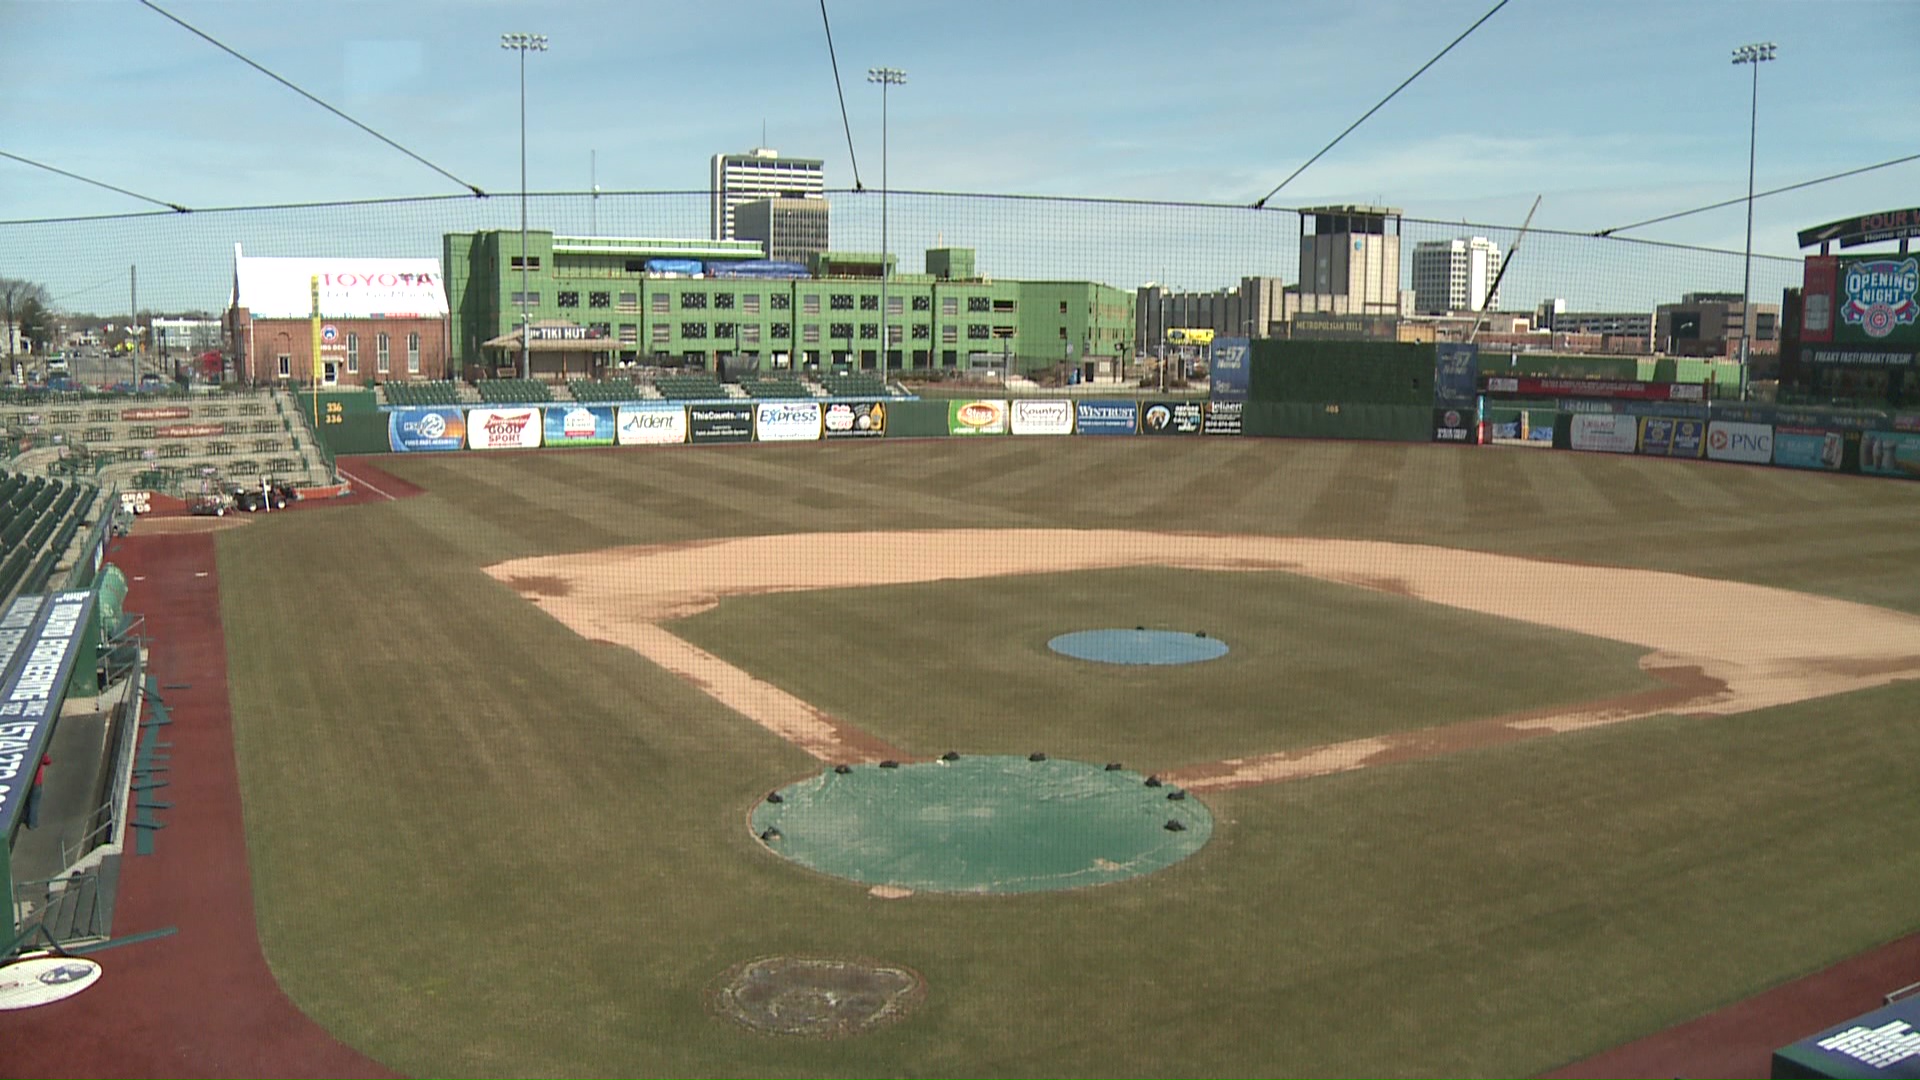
top-left (710, 956), bottom-right (925, 1037)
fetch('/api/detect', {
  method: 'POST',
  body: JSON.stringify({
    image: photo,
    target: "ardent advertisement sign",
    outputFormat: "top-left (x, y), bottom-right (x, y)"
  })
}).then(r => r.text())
top-left (121, 406), bottom-right (190, 422)
top-left (1860, 430), bottom-right (1920, 479)
top-left (754, 401), bottom-right (823, 442)
top-left (1570, 413), bottom-right (1637, 453)
top-left (822, 400), bottom-right (886, 438)
top-left (1705, 420), bottom-right (1774, 464)
top-left (466, 407), bottom-right (543, 450)
top-left (1140, 401), bottom-right (1203, 435)
top-left (1203, 400), bottom-right (1243, 435)
top-left (688, 403), bottom-right (754, 443)
top-left (1637, 417), bottom-right (1705, 458)
top-left (388, 407), bottom-right (465, 452)
top-left (542, 405), bottom-right (615, 447)
top-left (1075, 400), bottom-right (1137, 435)
top-left (1773, 426), bottom-right (1846, 472)
top-left (948, 399), bottom-right (1008, 436)
top-left (616, 404), bottom-right (687, 445)
top-left (1010, 399), bottom-right (1073, 435)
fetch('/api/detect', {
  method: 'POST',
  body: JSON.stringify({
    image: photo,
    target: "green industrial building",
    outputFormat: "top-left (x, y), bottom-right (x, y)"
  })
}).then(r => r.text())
top-left (443, 230), bottom-right (1135, 377)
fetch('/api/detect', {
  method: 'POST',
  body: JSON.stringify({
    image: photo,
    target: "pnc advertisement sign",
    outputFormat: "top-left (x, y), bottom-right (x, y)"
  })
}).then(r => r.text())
top-left (388, 407), bottom-right (465, 452)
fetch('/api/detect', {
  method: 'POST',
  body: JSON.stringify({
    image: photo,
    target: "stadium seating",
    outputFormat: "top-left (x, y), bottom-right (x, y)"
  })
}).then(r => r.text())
top-left (475, 378), bottom-right (552, 405)
top-left (821, 372), bottom-right (887, 397)
top-left (568, 379), bottom-right (642, 404)
top-left (741, 378), bottom-right (813, 399)
top-left (655, 375), bottom-right (727, 401)
top-left (383, 381), bottom-right (463, 408)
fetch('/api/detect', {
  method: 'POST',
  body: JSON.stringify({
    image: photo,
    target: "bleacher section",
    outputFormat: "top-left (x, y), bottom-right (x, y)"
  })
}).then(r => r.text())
top-left (569, 379), bottom-right (646, 404)
top-left (741, 378), bottom-right (814, 399)
top-left (475, 379), bottom-right (552, 405)
top-left (0, 473), bottom-right (102, 600)
top-left (821, 372), bottom-right (888, 397)
top-left (383, 381), bottom-right (463, 408)
top-left (656, 375), bottom-right (727, 401)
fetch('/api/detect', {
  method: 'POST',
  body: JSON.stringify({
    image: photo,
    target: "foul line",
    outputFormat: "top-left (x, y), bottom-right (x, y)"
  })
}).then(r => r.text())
top-left (334, 465), bottom-right (396, 501)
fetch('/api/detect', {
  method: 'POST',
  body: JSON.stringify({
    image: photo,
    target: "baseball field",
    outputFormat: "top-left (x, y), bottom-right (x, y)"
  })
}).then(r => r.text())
top-left (196, 437), bottom-right (1920, 1076)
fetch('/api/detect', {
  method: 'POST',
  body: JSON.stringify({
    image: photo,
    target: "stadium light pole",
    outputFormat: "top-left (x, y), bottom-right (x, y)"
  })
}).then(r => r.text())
top-left (502, 31), bottom-right (548, 381)
top-left (1732, 41), bottom-right (1776, 399)
top-left (868, 66), bottom-right (906, 378)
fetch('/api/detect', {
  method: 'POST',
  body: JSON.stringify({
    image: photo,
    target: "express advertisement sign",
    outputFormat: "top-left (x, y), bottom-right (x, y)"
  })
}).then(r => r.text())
top-left (1075, 400), bottom-right (1137, 435)
top-left (466, 408), bottom-right (544, 450)
top-left (1637, 417), bottom-right (1704, 458)
top-left (1773, 427), bottom-right (1846, 471)
top-left (1209, 336), bottom-right (1250, 402)
top-left (948, 400), bottom-right (1008, 436)
top-left (388, 407), bottom-right (466, 452)
top-left (822, 400), bottom-right (886, 438)
top-left (1861, 430), bottom-right (1920, 479)
top-left (1140, 401), bottom-right (1203, 435)
top-left (689, 403), bottom-right (754, 444)
top-left (616, 404), bottom-right (687, 445)
top-left (1570, 413), bottom-right (1638, 453)
top-left (1705, 420), bottom-right (1774, 464)
top-left (1203, 400), bottom-right (1243, 436)
top-left (1009, 399), bottom-right (1074, 435)
top-left (543, 405), bottom-right (615, 447)
top-left (755, 401), bottom-right (823, 442)
top-left (0, 590), bottom-right (97, 834)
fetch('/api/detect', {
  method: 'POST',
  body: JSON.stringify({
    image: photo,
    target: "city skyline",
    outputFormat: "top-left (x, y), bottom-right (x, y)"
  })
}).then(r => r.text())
top-left (3, 0), bottom-right (1915, 314)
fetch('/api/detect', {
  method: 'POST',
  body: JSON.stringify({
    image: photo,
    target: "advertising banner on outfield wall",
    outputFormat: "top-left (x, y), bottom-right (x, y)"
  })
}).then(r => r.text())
top-left (1432, 407), bottom-right (1474, 443)
top-left (1706, 420), bottom-right (1774, 464)
top-left (823, 400), bottom-right (886, 438)
top-left (689, 403), bottom-right (754, 444)
top-left (617, 404), bottom-right (687, 445)
top-left (1010, 399), bottom-right (1074, 435)
top-left (1209, 337), bottom-right (1250, 402)
top-left (543, 405), bottom-right (616, 447)
top-left (1484, 376), bottom-right (1704, 402)
top-left (1204, 400), bottom-right (1243, 435)
top-left (755, 401), bottom-right (823, 442)
top-left (1433, 343), bottom-right (1479, 409)
top-left (1773, 426), bottom-right (1846, 471)
top-left (466, 408), bottom-right (544, 450)
top-left (1862, 430), bottom-right (1920, 479)
top-left (1075, 400), bottom-right (1137, 435)
top-left (1637, 417), bottom-right (1705, 458)
top-left (0, 590), bottom-right (97, 835)
top-left (948, 400), bottom-right (1008, 436)
top-left (388, 407), bottom-right (466, 452)
top-left (1140, 401), bottom-right (1203, 435)
top-left (1570, 413), bottom-right (1638, 453)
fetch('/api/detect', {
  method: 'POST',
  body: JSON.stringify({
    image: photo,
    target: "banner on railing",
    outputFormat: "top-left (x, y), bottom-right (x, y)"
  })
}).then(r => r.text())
top-left (1706, 420), bottom-right (1775, 464)
top-left (1637, 417), bottom-right (1705, 458)
top-left (1773, 426), bottom-right (1846, 471)
top-left (1569, 413), bottom-right (1637, 453)
top-left (616, 404), bottom-right (686, 445)
top-left (388, 407), bottom-right (466, 452)
top-left (1203, 400), bottom-right (1243, 436)
top-left (466, 408), bottom-right (543, 450)
top-left (543, 405), bottom-right (615, 447)
top-left (688, 404), bottom-right (754, 444)
top-left (1141, 401), bottom-right (1203, 435)
top-left (948, 400), bottom-right (1008, 436)
top-left (754, 401), bottom-right (823, 442)
top-left (1010, 399), bottom-right (1073, 435)
top-left (822, 400), bottom-right (885, 438)
top-left (1075, 400), bottom-right (1137, 435)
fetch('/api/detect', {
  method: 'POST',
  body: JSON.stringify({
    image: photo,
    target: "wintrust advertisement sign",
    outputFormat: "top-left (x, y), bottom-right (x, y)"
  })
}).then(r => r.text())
top-left (1009, 399), bottom-right (1073, 435)
top-left (822, 400), bottom-right (886, 438)
top-left (754, 401), bottom-right (823, 442)
top-left (1569, 413), bottom-right (1638, 454)
top-left (1705, 420), bottom-right (1774, 464)
top-left (543, 405), bottom-right (615, 447)
top-left (1075, 400), bottom-right (1137, 435)
top-left (466, 408), bottom-right (543, 450)
top-left (948, 400), bottom-right (1008, 436)
top-left (616, 404), bottom-right (686, 445)
top-left (388, 407), bottom-right (465, 452)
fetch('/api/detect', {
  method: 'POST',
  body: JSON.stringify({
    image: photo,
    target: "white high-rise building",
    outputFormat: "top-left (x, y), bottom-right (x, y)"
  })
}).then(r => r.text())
top-left (1411, 237), bottom-right (1503, 313)
top-left (709, 148), bottom-right (825, 241)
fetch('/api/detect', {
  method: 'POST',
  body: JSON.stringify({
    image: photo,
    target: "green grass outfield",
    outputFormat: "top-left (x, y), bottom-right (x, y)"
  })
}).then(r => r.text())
top-left (215, 438), bottom-right (1920, 1077)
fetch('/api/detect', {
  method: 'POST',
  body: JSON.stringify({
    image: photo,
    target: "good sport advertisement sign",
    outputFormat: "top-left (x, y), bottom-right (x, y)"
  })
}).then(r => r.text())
top-left (616, 404), bottom-right (686, 445)
top-left (755, 401), bottom-right (823, 442)
top-left (388, 407), bottom-right (466, 452)
top-left (1010, 399), bottom-right (1073, 435)
top-left (1075, 400), bottom-right (1137, 435)
top-left (542, 405), bottom-right (615, 447)
top-left (1705, 420), bottom-right (1774, 464)
top-left (822, 401), bottom-right (886, 438)
top-left (948, 400), bottom-right (1008, 436)
top-left (466, 408), bottom-right (544, 450)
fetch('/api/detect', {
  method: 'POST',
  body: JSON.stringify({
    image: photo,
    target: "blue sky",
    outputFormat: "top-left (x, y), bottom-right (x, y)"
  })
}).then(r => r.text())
top-left (3, 0), bottom-right (1917, 312)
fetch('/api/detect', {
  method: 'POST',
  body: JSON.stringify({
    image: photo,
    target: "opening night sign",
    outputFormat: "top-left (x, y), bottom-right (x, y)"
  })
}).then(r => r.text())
top-left (1842, 257), bottom-right (1920, 339)
top-left (0, 590), bottom-right (96, 832)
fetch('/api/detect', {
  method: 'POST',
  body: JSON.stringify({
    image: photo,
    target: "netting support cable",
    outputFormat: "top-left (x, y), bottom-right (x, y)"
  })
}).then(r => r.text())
top-left (1594, 150), bottom-right (1920, 237)
top-left (819, 0), bottom-right (864, 191)
top-left (0, 150), bottom-right (189, 213)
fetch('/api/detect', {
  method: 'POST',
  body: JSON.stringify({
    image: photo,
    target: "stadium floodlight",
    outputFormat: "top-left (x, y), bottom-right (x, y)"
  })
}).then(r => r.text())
top-left (502, 32), bottom-right (549, 381)
top-left (1731, 42), bottom-right (1777, 398)
top-left (868, 67), bottom-right (906, 379)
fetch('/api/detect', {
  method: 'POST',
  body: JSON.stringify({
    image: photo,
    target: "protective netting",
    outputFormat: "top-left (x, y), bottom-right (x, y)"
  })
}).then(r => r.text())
top-left (752, 755), bottom-right (1212, 894)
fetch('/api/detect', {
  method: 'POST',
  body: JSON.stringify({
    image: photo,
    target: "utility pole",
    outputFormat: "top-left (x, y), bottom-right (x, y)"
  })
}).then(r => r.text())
top-left (130, 265), bottom-right (138, 387)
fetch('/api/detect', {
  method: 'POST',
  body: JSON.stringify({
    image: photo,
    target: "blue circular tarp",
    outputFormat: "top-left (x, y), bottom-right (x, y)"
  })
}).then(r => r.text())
top-left (1047, 628), bottom-right (1229, 666)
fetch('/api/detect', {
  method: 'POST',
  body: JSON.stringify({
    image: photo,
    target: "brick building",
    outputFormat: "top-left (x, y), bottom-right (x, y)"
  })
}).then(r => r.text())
top-left (227, 244), bottom-right (451, 386)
